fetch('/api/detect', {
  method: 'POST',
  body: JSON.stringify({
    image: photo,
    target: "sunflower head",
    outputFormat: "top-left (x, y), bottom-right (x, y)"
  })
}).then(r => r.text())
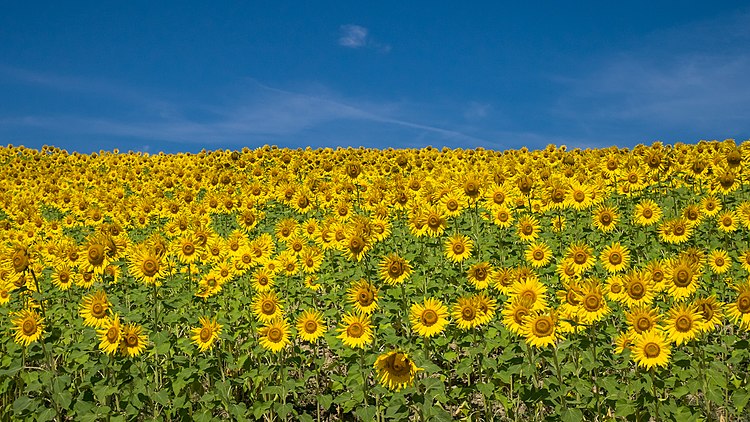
top-left (374, 351), bottom-right (423, 391)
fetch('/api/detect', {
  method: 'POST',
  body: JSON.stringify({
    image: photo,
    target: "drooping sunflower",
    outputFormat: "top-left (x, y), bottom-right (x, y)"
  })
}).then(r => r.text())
top-left (120, 323), bottom-right (148, 357)
top-left (444, 234), bottom-right (473, 264)
top-left (452, 296), bottom-right (483, 330)
top-left (727, 281), bottom-right (750, 330)
top-left (97, 314), bottom-right (122, 356)
top-left (600, 242), bottom-right (630, 273)
top-left (664, 303), bottom-right (704, 345)
top-left (259, 318), bottom-right (291, 353)
top-left (253, 291), bottom-right (284, 322)
top-left (707, 249), bottom-right (731, 274)
top-left (409, 298), bottom-right (449, 338)
top-left (191, 316), bottom-right (222, 352)
top-left (337, 312), bottom-right (373, 348)
top-left (348, 279), bottom-right (379, 314)
top-left (296, 309), bottom-right (326, 342)
top-left (79, 290), bottom-right (111, 328)
top-left (467, 262), bottom-right (493, 289)
top-left (11, 309), bottom-right (44, 347)
top-left (592, 204), bottom-right (619, 232)
top-left (631, 330), bottom-right (671, 370)
top-left (373, 351), bottom-right (423, 391)
top-left (633, 199), bottom-right (662, 226)
top-left (524, 241), bottom-right (553, 268)
top-left (379, 254), bottom-right (412, 285)
top-left (522, 311), bottom-right (559, 348)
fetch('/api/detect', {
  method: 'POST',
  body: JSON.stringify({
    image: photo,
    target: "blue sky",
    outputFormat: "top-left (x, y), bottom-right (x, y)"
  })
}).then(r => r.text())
top-left (1, 1), bottom-right (749, 154)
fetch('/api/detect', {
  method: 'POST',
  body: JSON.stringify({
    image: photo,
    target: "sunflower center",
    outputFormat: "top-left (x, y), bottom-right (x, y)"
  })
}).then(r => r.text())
top-left (628, 173), bottom-right (639, 184)
top-left (60, 273), bottom-right (70, 283)
top-left (636, 317), bottom-right (652, 333)
top-left (673, 225), bottom-right (686, 236)
top-left (358, 290), bottom-right (374, 306)
top-left (520, 290), bottom-right (537, 304)
top-left (106, 326), bottom-right (119, 342)
top-left (268, 327), bottom-right (283, 342)
top-left (675, 315), bottom-right (692, 332)
top-left (644, 342), bottom-right (660, 358)
top-left (583, 294), bottom-right (601, 312)
top-left (125, 333), bottom-right (139, 347)
top-left (304, 320), bottom-right (318, 334)
top-left (472, 267), bottom-right (488, 281)
top-left (182, 243), bottom-right (195, 256)
top-left (714, 257), bottom-right (725, 267)
top-left (610, 282), bottom-right (623, 294)
top-left (533, 317), bottom-right (553, 337)
top-left (389, 261), bottom-right (404, 278)
top-left (461, 306), bottom-right (476, 320)
top-left (738, 294), bottom-right (750, 313)
top-left (142, 258), bottom-right (158, 277)
top-left (88, 245), bottom-right (105, 265)
top-left (698, 303), bottom-right (714, 321)
top-left (609, 252), bottom-right (622, 265)
top-left (574, 251), bottom-right (587, 265)
top-left (452, 243), bottom-right (465, 255)
top-left (349, 237), bottom-right (364, 253)
top-left (521, 224), bottom-right (533, 235)
top-left (566, 290), bottom-right (580, 305)
top-left (464, 181), bottom-right (479, 197)
top-left (628, 282), bottom-right (645, 299)
top-left (261, 301), bottom-right (276, 315)
top-left (722, 217), bottom-right (733, 227)
top-left (652, 270), bottom-right (664, 283)
top-left (22, 318), bottom-right (36, 336)
top-left (421, 309), bottom-right (438, 326)
top-left (600, 213), bottom-right (612, 224)
top-left (258, 276), bottom-right (269, 286)
top-left (200, 327), bottom-right (212, 342)
top-left (675, 269), bottom-right (691, 287)
top-left (242, 254), bottom-right (252, 264)
top-left (533, 250), bottom-right (544, 261)
top-left (497, 211), bottom-right (510, 222)
top-left (347, 323), bottom-right (363, 338)
top-left (642, 208), bottom-right (653, 218)
top-left (513, 308), bottom-right (528, 324)
top-left (12, 252), bottom-right (29, 273)
top-left (573, 190), bottom-right (585, 202)
top-left (90, 302), bottom-right (105, 318)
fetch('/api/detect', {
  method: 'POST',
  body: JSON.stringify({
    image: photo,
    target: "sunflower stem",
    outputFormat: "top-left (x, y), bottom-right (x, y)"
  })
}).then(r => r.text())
top-left (359, 347), bottom-right (369, 408)
top-left (649, 368), bottom-right (660, 421)
top-left (551, 345), bottom-right (567, 410)
top-left (28, 268), bottom-right (47, 320)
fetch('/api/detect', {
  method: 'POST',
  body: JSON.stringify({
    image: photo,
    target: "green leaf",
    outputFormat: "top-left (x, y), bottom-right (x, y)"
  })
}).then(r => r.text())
top-left (733, 389), bottom-right (749, 414)
top-left (561, 408), bottom-right (583, 422)
top-left (317, 394), bottom-right (333, 410)
top-left (355, 405), bottom-right (376, 421)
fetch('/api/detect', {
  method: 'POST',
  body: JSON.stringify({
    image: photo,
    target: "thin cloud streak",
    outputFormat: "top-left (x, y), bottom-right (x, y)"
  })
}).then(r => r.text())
top-left (338, 25), bottom-right (368, 48)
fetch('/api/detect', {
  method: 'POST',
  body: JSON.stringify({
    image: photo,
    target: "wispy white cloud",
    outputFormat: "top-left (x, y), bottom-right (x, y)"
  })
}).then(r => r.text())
top-left (337, 24), bottom-right (391, 53)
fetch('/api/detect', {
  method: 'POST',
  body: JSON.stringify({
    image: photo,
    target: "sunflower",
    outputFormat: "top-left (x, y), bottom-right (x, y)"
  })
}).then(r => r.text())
top-left (600, 242), bottom-right (630, 273)
top-left (79, 290), bottom-right (111, 328)
top-left (664, 303), bottom-right (704, 345)
top-left (467, 262), bottom-right (493, 289)
top-left (631, 330), bottom-right (671, 370)
top-left (578, 280), bottom-right (610, 324)
top-left (707, 249), bottom-right (731, 274)
top-left (259, 318), bottom-right (291, 353)
top-left (613, 331), bottom-right (633, 354)
top-left (550, 215), bottom-right (566, 232)
top-left (97, 314), bottom-right (122, 356)
top-left (421, 206), bottom-right (447, 237)
top-left (565, 242), bottom-right (595, 274)
top-left (522, 311), bottom-right (559, 348)
top-left (253, 291), bottom-right (284, 322)
top-left (0, 282), bottom-right (11, 305)
top-left (172, 234), bottom-right (202, 265)
top-left (666, 258), bottom-right (702, 301)
top-left (604, 275), bottom-right (626, 302)
top-left (659, 218), bottom-right (693, 244)
top-left (337, 312), bottom-right (373, 349)
top-left (82, 236), bottom-right (111, 276)
top-left (51, 265), bottom-right (74, 291)
top-left (716, 210), bottom-right (738, 233)
top-left (727, 281), bottom-right (750, 330)
top-left (626, 305), bottom-right (661, 335)
top-left (127, 244), bottom-right (166, 286)
top-left (510, 278), bottom-right (549, 311)
top-left (299, 246), bottom-right (324, 273)
top-left (409, 298), bottom-right (449, 338)
top-left (191, 316), bottom-right (222, 352)
top-left (516, 215), bottom-right (541, 242)
top-left (700, 195), bottom-right (722, 217)
top-left (592, 205), bottom-right (618, 232)
top-left (524, 241), bottom-right (552, 268)
top-left (343, 232), bottom-right (371, 262)
top-left (120, 323), bottom-right (148, 357)
top-left (693, 296), bottom-right (724, 333)
top-left (633, 199), bottom-right (662, 226)
top-left (472, 293), bottom-right (498, 325)
top-left (296, 310), bottom-right (326, 342)
top-left (373, 351), bottom-right (423, 391)
top-left (492, 206), bottom-right (515, 229)
top-left (11, 309), bottom-right (44, 347)
top-left (348, 279), bottom-right (379, 314)
top-left (441, 191), bottom-right (468, 217)
top-left (379, 254), bottom-right (412, 285)
top-left (621, 270), bottom-right (655, 308)
top-left (444, 234), bottom-right (473, 264)
top-left (452, 296), bottom-right (482, 330)
top-left (251, 268), bottom-right (275, 292)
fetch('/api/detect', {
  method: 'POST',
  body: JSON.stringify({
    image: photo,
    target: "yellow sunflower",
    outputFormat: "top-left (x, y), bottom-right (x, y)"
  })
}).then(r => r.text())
top-left (337, 312), bottom-right (373, 349)
top-left (191, 316), bottom-right (222, 352)
top-left (79, 290), bottom-right (111, 328)
top-left (664, 303), bottom-right (703, 345)
top-left (127, 244), bottom-right (166, 286)
top-left (452, 296), bottom-right (483, 330)
top-left (600, 242), bottom-right (630, 273)
top-left (716, 210), bottom-right (738, 233)
top-left (516, 215), bottom-right (541, 242)
top-left (522, 311), bottom-right (560, 348)
top-left (444, 234), bottom-right (473, 264)
top-left (120, 323), bottom-right (148, 357)
top-left (510, 278), bottom-right (549, 311)
top-left (252, 291), bottom-right (284, 322)
top-left (467, 262), bottom-right (493, 289)
top-left (373, 351), bottom-right (423, 391)
top-left (727, 281), bottom-right (750, 330)
top-left (525, 241), bottom-right (553, 268)
top-left (707, 249), bottom-right (731, 274)
top-left (97, 314), bottom-right (122, 356)
top-left (565, 242), bottom-right (595, 274)
top-left (379, 254), bottom-right (412, 285)
top-left (626, 305), bottom-right (661, 335)
top-left (259, 318), bottom-right (291, 353)
top-left (621, 270), bottom-right (655, 308)
top-left (348, 279), bottom-right (379, 314)
top-left (666, 258), bottom-right (702, 301)
top-left (296, 310), bottom-right (326, 342)
top-left (693, 296), bottom-right (724, 333)
top-left (578, 280), bottom-right (610, 324)
top-left (502, 298), bottom-right (533, 335)
top-left (631, 330), bottom-right (671, 370)
top-left (633, 199), bottom-right (662, 226)
top-left (592, 204), bottom-right (618, 232)
top-left (409, 298), bottom-right (449, 338)
top-left (11, 309), bottom-right (44, 347)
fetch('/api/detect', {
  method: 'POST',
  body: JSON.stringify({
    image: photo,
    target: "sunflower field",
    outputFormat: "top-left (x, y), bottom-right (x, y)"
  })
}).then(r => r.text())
top-left (2, 141), bottom-right (750, 421)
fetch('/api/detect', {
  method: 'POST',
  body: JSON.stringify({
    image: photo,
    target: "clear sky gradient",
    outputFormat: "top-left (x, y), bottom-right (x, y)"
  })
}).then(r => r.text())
top-left (2, 1), bottom-right (749, 153)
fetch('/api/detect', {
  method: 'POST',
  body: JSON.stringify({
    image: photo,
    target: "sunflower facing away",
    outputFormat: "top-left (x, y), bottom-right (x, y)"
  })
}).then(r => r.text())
top-left (191, 316), bottom-right (222, 352)
top-left (337, 312), bottom-right (373, 348)
top-left (373, 350), bottom-right (423, 391)
top-left (410, 298), bottom-right (449, 338)
top-left (296, 309), bottom-right (326, 342)
top-left (11, 308), bottom-right (44, 347)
